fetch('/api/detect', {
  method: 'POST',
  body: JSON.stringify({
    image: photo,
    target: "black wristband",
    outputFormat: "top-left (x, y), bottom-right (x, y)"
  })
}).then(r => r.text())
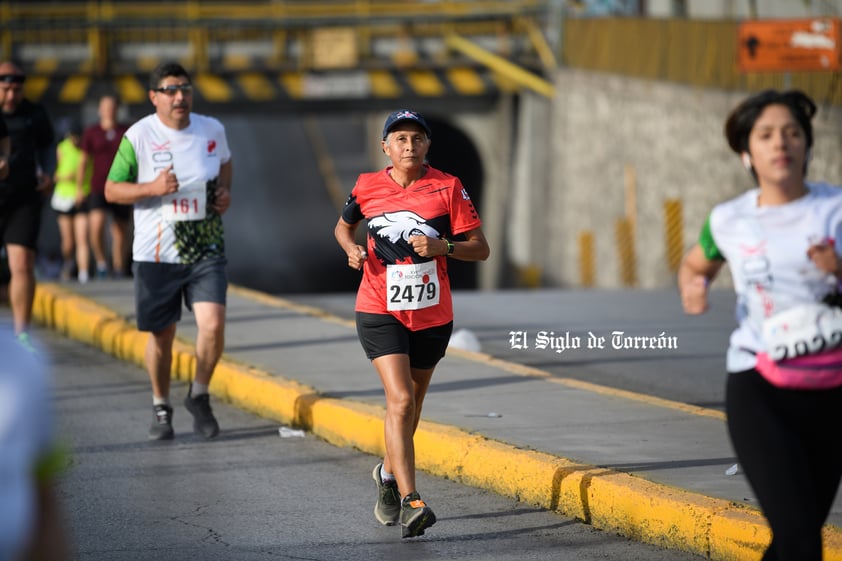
top-left (446, 239), bottom-right (455, 255)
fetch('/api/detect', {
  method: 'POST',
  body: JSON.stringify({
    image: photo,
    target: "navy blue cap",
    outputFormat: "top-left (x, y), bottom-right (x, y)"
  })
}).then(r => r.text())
top-left (382, 109), bottom-right (431, 139)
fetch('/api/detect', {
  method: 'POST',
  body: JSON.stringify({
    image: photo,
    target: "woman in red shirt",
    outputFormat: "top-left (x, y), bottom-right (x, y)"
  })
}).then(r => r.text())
top-left (335, 109), bottom-right (489, 538)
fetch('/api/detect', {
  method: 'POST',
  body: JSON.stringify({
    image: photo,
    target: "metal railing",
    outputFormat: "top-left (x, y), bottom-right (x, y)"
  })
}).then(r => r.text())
top-left (0, 1), bottom-right (552, 77)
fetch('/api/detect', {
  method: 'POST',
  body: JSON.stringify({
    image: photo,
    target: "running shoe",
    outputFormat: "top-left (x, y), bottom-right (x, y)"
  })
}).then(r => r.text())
top-left (184, 388), bottom-right (220, 438)
top-left (16, 332), bottom-right (37, 354)
top-left (148, 404), bottom-right (174, 440)
top-left (400, 492), bottom-right (436, 538)
top-left (372, 463), bottom-right (400, 526)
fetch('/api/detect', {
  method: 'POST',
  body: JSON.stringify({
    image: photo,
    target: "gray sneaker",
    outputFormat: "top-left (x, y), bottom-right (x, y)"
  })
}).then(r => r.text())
top-left (372, 463), bottom-right (400, 526)
top-left (400, 492), bottom-right (436, 538)
top-left (184, 389), bottom-right (220, 438)
top-left (148, 404), bottom-right (174, 441)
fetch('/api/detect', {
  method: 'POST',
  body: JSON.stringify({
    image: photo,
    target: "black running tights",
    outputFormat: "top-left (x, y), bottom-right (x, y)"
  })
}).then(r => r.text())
top-left (726, 369), bottom-right (842, 561)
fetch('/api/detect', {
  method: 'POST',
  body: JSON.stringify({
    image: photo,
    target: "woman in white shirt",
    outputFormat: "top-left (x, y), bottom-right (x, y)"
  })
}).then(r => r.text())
top-left (679, 89), bottom-right (842, 561)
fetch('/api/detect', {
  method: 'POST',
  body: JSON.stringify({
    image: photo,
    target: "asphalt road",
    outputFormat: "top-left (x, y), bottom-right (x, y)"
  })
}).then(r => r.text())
top-left (32, 325), bottom-right (708, 561)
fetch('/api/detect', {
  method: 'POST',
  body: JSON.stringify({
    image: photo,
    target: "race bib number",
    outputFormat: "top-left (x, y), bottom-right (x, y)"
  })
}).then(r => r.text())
top-left (762, 302), bottom-right (842, 361)
top-left (386, 261), bottom-right (440, 311)
top-left (161, 181), bottom-right (206, 222)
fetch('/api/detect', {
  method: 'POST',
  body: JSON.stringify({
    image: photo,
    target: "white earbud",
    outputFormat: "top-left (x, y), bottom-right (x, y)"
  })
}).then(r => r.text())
top-left (741, 152), bottom-right (752, 171)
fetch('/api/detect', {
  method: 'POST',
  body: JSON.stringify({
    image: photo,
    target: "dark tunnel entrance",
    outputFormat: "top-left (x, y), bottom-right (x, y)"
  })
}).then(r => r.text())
top-left (424, 117), bottom-right (484, 290)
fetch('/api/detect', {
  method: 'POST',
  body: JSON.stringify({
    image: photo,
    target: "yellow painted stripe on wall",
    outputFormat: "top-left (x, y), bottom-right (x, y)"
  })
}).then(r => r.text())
top-left (22, 76), bottom-right (50, 102)
top-left (406, 69), bottom-right (444, 96)
top-left (137, 56), bottom-right (160, 72)
top-left (367, 69), bottom-right (401, 98)
top-left (447, 67), bottom-right (485, 95)
top-left (223, 53), bottom-right (252, 72)
top-left (114, 75), bottom-right (147, 105)
top-left (279, 72), bottom-right (303, 99)
top-left (33, 58), bottom-right (58, 74)
top-left (59, 75), bottom-right (91, 103)
top-left (237, 72), bottom-right (275, 101)
top-left (194, 73), bottom-right (232, 102)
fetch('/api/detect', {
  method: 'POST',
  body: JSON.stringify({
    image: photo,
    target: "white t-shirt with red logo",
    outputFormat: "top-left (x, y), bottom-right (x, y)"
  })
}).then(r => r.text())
top-left (699, 182), bottom-right (842, 372)
top-left (108, 113), bottom-right (231, 264)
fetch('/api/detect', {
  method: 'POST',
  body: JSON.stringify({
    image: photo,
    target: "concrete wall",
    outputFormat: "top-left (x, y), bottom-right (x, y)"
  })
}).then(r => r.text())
top-left (508, 95), bottom-right (553, 286)
top-left (510, 68), bottom-right (842, 289)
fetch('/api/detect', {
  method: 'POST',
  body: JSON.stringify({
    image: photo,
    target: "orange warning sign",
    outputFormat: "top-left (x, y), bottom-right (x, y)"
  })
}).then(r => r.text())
top-left (738, 18), bottom-right (840, 72)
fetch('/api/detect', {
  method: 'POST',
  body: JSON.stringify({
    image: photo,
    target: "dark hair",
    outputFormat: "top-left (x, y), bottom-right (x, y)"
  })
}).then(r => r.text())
top-left (99, 91), bottom-right (121, 104)
top-left (55, 117), bottom-right (82, 138)
top-left (724, 89), bottom-right (817, 154)
top-left (148, 62), bottom-right (191, 90)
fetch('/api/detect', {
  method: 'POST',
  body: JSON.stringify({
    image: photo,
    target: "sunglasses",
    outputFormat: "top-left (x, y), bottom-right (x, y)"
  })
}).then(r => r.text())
top-left (153, 84), bottom-right (192, 95)
top-left (0, 74), bottom-right (25, 84)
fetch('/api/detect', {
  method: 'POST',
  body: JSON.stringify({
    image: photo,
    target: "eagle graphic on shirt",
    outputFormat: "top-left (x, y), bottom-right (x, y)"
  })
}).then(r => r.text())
top-left (368, 210), bottom-right (444, 265)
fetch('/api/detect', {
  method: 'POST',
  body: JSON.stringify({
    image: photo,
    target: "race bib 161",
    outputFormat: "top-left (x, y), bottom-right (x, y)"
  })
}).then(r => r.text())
top-left (161, 181), bottom-right (207, 222)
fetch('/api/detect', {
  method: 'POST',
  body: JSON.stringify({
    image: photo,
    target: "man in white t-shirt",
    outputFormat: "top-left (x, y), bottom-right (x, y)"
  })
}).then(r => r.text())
top-left (105, 62), bottom-right (233, 440)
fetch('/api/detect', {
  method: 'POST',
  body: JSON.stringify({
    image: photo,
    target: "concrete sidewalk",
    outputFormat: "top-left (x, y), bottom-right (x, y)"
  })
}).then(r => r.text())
top-left (33, 281), bottom-right (842, 561)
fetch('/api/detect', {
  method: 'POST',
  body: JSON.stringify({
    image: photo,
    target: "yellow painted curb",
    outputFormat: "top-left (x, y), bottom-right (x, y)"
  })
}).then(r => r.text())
top-left (33, 283), bottom-right (842, 561)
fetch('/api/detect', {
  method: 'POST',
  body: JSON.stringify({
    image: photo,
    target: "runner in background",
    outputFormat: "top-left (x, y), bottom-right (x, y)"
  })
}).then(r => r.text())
top-left (106, 62), bottom-right (233, 441)
top-left (52, 120), bottom-right (91, 283)
top-left (0, 61), bottom-right (55, 348)
top-left (79, 93), bottom-right (131, 279)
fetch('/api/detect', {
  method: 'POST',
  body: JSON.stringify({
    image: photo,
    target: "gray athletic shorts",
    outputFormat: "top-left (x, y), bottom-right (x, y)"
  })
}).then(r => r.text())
top-left (133, 257), bottom-right (227, 333)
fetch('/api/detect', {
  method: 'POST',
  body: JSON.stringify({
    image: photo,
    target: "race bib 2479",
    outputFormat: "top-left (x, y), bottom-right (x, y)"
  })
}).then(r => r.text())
top-left (386, 261), bottom-right (440, 311)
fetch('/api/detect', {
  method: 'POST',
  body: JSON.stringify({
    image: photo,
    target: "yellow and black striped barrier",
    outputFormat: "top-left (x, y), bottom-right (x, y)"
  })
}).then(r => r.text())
top-left (663, 199), bottom-right (684, 274)
top-left (22, 66), bottom-right (508, 106)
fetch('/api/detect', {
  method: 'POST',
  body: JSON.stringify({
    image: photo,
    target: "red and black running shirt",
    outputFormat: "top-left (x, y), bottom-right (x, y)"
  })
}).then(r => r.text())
top-left (341, 165), bottom-right (482, 330)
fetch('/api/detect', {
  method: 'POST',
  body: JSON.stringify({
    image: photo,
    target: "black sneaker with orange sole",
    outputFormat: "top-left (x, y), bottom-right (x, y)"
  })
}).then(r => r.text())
top-left (400, 492), bottom-right (436, 538)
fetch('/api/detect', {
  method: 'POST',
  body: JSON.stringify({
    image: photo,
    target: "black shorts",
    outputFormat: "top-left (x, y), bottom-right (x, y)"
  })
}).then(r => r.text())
top-left (55, 198), bottom-right (90, 216)
top-left (133, 257), bottom-right (227, 332)
top-left (89, 192), bottom-right (132, 221)
top-left (0, 199), bottom-right (42, 250)
top-left (356, 312), bottom-right (453, 369)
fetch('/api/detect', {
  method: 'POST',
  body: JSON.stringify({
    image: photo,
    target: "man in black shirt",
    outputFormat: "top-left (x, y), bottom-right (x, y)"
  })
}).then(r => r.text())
top-left (0, 106), bottom-right (7, 181)
top-left (0, 100), bottom-right (8, 305)
top-left (0, 61), bottom-right (55, 347)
